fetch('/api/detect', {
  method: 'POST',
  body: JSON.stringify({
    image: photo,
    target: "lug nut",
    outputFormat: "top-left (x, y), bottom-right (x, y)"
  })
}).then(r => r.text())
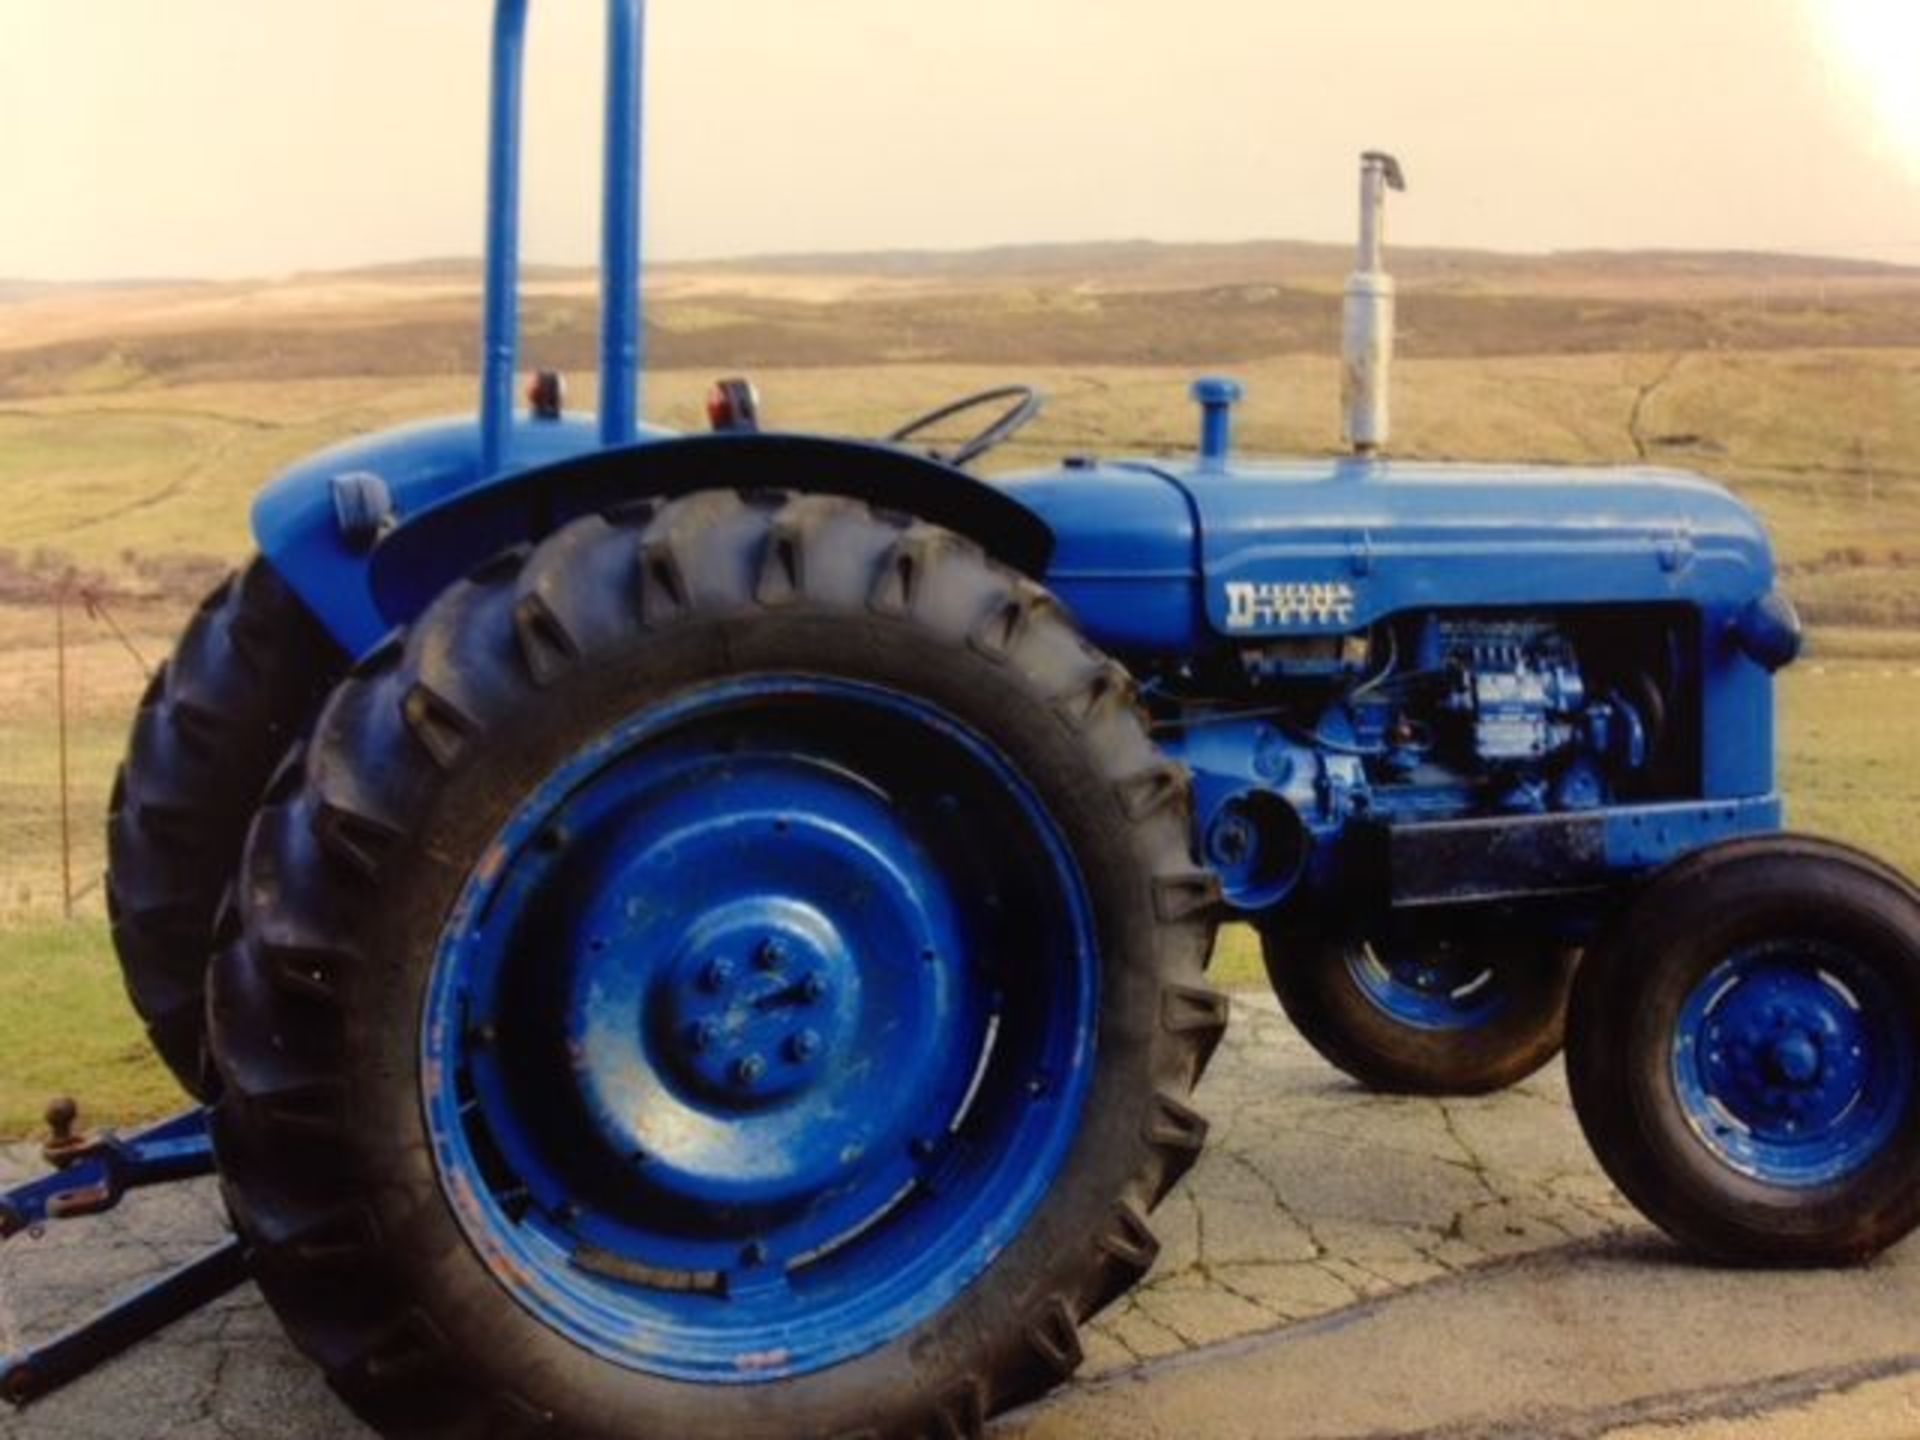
top-left (756, 938), bottom-right (787, 971)
top-left (800, 972), bottom-right (828, 1003)
top-left (700, 958), bottom-right (735, 993)
top-left (685, 1020), bottom-right (719, 1054)
top-left (786, 1029), bottom-right (822, 1063)
top-left (733, 1054), bottom-right (767, 1087)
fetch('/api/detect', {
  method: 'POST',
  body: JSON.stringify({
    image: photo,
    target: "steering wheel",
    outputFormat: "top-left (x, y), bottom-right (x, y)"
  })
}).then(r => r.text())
top-left (884, 385), bottom-right (1044, 469)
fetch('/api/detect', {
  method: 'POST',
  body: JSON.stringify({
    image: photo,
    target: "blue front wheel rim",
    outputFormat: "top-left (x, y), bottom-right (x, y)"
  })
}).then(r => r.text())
top-left (1347, 938), bottom-right (1510, 1031)
top-left (1671, 940), bottom-right (1917, 1188)
top-left (420, 676), bottom-right (1101, 1384)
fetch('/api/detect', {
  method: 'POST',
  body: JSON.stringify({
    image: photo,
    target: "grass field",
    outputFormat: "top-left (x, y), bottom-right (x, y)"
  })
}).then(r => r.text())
top-left (0, 920), bottom-right (187, 1134)
top-left (0, 242), bottom-right (1915, 1136)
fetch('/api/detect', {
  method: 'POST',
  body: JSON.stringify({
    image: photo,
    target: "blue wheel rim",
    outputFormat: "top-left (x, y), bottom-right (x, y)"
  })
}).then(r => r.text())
top-left (1671, 940), bottom-right (1916, 1188)
top-left (1347, 939), bottom-right (1509, 1032)
top-left (421, 677), bottom-right (1100, 1384)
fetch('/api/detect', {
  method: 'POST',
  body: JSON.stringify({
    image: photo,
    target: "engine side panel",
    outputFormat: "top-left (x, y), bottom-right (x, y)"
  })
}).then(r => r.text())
top-left (1178, 457), bottom-right (1775, 637)
top-left (1013, 455), bottom-right (1786, 804)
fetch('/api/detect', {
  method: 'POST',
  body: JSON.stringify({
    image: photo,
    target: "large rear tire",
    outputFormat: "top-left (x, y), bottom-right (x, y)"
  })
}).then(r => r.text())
top-left (1264, 927), bottom-right (1575, 1095)
top-left (209, 492), bottom-right (1224, 1438)
top-left (1567, 836), bottom-right (1920, 1265)
top-left (107, 558), bottom-right (341, 1096)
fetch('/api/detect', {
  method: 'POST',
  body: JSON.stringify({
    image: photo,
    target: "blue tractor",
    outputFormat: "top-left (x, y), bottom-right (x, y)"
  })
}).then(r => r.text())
top-left (8, 2), bottom-right (1919, 1433)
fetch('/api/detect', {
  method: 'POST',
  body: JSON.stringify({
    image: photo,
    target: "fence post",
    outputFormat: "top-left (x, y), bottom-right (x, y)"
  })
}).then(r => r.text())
top-left (55, 574), bottom-right (74, 921)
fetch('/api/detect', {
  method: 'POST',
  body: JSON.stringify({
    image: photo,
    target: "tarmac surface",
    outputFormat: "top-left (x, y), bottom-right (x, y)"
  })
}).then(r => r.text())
top-left (4, 993), bottom-right (1916, 1439)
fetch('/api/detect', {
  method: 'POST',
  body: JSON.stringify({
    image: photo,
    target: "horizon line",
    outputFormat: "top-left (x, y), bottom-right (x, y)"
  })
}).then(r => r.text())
top-left (5, 232), bottom-right (1920, 292)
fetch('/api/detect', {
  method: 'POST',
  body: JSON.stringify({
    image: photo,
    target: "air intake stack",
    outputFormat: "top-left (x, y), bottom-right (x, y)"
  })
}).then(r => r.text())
top-left (1341, 150), bottom-right (1405, 456)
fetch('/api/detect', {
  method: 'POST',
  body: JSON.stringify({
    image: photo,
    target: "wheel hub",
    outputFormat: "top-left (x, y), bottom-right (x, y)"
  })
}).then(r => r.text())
top-left (656, 909), bottom-right (850, 1105)
top-left (1694, 961), bottom-right (1866, 1140)
top-left (1350, 936), bottom-right (1507, 1031)
top-left (554, 775), bottom-right (962, 1214)
top-left (1675, 940), bottom-right (1913, 1186)
top-left (1764, 1030), bottom-right (1822, 1088)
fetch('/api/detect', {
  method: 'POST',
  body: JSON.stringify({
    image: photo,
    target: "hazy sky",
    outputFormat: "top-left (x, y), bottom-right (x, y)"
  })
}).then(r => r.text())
top-left (2, 0), bottom-right (1917, 281)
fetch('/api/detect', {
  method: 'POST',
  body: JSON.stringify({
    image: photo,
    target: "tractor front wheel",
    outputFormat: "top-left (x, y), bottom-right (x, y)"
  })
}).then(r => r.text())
top-left (1263, 927), bottom-right (1575, 1094)
top-left (209, 492), bottom-right (1223, 1438)
top-left (1567, 836), bottom-right (1920, 1265)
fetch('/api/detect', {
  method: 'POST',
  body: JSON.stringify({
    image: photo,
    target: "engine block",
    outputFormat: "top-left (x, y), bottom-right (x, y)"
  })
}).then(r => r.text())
top-left (1161, 609), bottom-right (1675, 912)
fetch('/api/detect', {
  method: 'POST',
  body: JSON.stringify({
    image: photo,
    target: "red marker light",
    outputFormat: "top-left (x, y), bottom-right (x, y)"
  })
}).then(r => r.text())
top-left (707, 377), bottom-right (762, 434)
top-left (527, 370), bottom-right (565, 420)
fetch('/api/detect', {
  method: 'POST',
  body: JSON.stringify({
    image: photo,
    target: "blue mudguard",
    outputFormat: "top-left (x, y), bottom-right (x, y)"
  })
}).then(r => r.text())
top-left (252, 425), bottom-right (1053, 658)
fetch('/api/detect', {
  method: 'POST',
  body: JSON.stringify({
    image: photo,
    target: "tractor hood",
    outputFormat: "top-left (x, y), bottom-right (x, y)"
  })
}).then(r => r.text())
top-left (999, 456), bottom-right (1782, 658)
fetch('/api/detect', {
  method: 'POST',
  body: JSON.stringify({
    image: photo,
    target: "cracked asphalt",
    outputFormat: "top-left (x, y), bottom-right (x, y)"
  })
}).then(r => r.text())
top-left (4, 994), bottom-right (1916, 1438)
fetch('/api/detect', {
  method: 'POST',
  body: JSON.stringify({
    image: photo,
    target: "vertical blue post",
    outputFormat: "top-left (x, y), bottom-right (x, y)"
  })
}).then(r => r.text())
top-left (480, 0), bottom-right (530, 474)
top-left (1191, 378), bottom-right (1244, 473)
top-left (601, 0), bottom-right (646, 445)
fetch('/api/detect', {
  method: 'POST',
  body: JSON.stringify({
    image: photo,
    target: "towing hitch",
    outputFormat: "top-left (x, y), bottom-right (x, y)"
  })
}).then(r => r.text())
top-left (1, 1103), bottom-right (245, 1408)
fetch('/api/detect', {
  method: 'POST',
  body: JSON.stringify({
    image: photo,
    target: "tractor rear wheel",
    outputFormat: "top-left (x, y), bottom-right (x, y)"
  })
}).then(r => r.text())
top-left (1263, 928), bottom-right (1575, 1094)
top-left (107, 558), bottom-right (341, 1097)
top-left (1567, 835), bottom-right (1920, 1264)
top-left (209, 492), bottom-right (1223, 1438)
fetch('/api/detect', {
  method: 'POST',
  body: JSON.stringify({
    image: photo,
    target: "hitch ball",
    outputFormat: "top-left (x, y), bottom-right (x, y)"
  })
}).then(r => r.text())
top-left (42, 1096), bottom-right (86, 1167)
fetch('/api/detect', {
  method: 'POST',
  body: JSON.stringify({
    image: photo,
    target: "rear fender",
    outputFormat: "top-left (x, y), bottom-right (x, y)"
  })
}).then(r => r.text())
top-left (260, 430), bottom-right (1055, 659)
top-left (251, 416), bottom-right (613, 657)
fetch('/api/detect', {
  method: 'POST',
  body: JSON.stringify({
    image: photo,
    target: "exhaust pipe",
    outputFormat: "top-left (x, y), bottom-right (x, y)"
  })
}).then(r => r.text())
top-left (1341, 150), bottom-right (1405, 456)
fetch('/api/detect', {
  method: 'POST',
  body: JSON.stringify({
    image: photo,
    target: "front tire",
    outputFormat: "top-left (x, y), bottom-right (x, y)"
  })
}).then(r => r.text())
top-left (1567, 836), bottom-right (1920, 1265)
top-left (210, 492), bottom-right (1224, 1438)
top-left (1264, 928), bottom-right (1575, 1095)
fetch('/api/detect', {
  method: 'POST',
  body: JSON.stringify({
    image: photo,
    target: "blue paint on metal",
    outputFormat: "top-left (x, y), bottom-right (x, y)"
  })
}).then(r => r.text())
top-left (482, 1), bottom-right (649, 471)
top-left (260, 430), bottom-right (1046, 657)
top-left (1672, 941), bottom-right (1916, 1188)
top-left (1009, 453), bottom-right (1786, 805)
top-left (1603, 799), bottom-right (1784, 869)
top-left (1347, 942), bottom-right (1508, 1032)
top-left (1191, 377), bottom-right (1243, 470)
top-left (1014, 457), bottom-right (1774, 644)
top-left (251, 416), bottom-right (665, 653)
top-left (480, 0), bottom-right (529, 473)
top-left (1170, 692), bottom-right (1784, 916)
top-left (996, 460), bottom-right (1199, 650)
top-left (0, 1110), bottom-right (216, 1234)
top-left (601, 0), bottom-right (646, 443)
top-left (420, 677), bottom-right (1099, 1383)
top-left (1180, 459), bottom-right (1770, 643)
